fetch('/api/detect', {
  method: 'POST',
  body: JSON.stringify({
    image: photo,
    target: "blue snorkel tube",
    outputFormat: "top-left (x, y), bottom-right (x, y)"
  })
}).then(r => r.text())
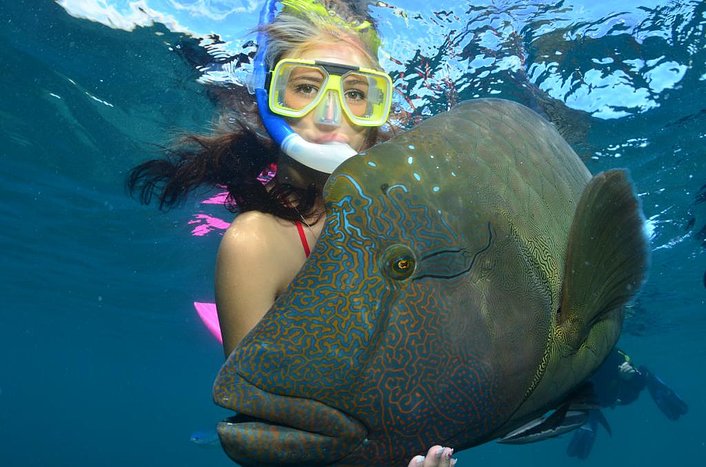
top-left (253, 0), bottom-right (358, 174)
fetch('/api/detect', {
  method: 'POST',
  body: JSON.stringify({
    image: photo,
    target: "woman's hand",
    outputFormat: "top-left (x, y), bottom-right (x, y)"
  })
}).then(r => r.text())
top-left (407, 445), bottom-right (456, 467)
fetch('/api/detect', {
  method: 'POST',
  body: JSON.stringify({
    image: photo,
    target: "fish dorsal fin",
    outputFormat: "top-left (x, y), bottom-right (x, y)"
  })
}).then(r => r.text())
top-left (558, 169), bottom-right (649, 350)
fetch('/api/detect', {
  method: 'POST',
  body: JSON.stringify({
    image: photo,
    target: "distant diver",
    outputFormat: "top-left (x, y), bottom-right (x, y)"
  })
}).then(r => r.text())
top-left (566, 348), bottom-right (688, 459)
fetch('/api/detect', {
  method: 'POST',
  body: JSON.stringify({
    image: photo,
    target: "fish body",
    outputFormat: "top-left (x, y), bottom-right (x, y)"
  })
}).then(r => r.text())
top-left (213, 99), bottom-right (649, 466)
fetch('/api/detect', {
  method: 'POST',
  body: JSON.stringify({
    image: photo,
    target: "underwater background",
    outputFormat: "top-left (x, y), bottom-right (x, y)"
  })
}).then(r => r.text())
top-left (1, 0), bottom-right (704, 466)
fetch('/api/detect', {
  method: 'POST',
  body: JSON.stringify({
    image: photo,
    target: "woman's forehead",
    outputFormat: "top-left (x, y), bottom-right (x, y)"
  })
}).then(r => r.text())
top-left (285, 40), bottom-right (373, 68)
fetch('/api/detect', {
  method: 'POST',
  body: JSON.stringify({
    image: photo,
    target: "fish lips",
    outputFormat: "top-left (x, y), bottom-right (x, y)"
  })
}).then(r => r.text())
top-left (214, 372), bottom-right (367, 466)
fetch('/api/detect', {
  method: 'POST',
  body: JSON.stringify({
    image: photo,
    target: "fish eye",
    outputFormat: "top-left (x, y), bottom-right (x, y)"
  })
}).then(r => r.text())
top-left (381, 245), bottom-right (416, 280)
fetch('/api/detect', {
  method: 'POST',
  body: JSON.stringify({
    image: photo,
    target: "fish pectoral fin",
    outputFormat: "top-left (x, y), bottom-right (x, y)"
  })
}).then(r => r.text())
top-left (497, 403), bottom-right (589, 445)
top-left (558, 169), bottom-right (649, 351)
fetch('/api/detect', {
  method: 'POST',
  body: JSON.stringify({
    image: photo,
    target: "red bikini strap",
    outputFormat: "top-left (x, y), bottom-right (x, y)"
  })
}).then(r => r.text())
top-left (295, 221), bottom-right (311, 257)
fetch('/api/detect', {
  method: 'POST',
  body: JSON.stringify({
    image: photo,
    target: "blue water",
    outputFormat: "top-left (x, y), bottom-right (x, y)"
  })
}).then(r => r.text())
top-left (1, 1), bottom-right (704, 466)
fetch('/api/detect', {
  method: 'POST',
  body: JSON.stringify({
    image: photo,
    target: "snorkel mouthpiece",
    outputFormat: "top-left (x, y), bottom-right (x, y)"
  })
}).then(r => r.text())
top-left (254, 0), bottom-right (358, 174)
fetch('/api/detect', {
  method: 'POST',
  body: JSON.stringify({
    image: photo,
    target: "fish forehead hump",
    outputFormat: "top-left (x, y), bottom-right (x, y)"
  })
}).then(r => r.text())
top-left (329, 98), bottom-right (591, 316)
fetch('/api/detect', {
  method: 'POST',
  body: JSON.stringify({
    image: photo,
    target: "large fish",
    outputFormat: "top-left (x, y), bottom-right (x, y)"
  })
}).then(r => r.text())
top-left (213, 99), bottom-right (649, 466)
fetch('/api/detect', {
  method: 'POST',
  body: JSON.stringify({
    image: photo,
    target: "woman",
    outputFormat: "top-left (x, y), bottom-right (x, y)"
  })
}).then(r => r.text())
top-left (128, 0), bottom-right (456, 465)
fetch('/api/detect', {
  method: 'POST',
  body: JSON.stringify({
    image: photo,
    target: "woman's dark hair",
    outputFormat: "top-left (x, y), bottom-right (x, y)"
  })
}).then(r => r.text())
top-left (127, 119), bottom-right (319, 221)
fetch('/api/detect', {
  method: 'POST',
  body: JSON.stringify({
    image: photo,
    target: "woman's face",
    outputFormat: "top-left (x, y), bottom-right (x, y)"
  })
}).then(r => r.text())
top-left (282, 42), bottom-right (375, 152)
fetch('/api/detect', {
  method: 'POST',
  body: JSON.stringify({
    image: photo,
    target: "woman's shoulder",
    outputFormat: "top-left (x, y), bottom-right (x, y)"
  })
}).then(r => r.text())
top-left (223, 211), bottom-right (285, 245)
top-left (229, 210), bottom-right (282, 230)
top-left (217, 210), bottom-right (305, 297)
top-left (219, 211), bottom-right (297, 262)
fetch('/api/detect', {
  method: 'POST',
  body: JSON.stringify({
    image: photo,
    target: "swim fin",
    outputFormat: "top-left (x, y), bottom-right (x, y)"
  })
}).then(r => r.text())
top-left (567, 417), bottom-right (596, 459)
top-left (566, 409), bottom-right (610, 459)
top-left (640, 366), bottom-right (688, 420)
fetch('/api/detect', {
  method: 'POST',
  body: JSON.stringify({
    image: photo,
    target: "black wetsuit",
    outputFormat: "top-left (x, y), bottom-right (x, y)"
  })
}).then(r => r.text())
top-left (590, 349), bottom-right (646, 407)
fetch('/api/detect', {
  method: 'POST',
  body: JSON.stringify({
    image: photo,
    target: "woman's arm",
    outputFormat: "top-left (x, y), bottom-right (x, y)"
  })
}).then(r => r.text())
top-left (215, 213), bottom-right (284, 356)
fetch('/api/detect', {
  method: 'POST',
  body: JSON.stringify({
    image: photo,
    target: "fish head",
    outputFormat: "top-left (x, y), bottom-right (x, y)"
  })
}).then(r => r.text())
top-left (213, 101), bottom-right (573, 465)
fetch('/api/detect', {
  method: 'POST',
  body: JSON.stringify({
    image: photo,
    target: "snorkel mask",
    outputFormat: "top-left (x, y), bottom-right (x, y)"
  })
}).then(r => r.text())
top-left (253, 0), bottom-right (390, 173)
top-left (269, 59), bottom-right (392, 127)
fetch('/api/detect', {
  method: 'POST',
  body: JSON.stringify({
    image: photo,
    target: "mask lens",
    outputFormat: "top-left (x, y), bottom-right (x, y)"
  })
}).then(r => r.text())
top-left (341, 72), bottom-right (370, 118)
top-left (271, 63), bottom-right (328, 116)
top-left (339, 71), bottom-right (392, 126)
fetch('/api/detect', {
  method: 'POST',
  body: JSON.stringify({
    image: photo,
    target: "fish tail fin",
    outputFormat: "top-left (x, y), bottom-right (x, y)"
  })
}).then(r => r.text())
top-left (558, 169), bottom-right (650, 353)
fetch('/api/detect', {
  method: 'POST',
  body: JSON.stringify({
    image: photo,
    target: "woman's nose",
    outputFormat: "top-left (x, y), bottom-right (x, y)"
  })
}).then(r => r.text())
top-left (313, 90), bottom-right (342, 127)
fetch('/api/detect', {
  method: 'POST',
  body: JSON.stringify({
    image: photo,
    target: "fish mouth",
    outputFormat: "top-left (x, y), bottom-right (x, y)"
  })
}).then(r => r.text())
top-left (214, 372), bottom-right (367, 466)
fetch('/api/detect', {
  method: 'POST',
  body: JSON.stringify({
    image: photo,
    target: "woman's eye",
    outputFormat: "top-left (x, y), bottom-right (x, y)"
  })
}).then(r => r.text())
top-left (294, 84), bottom-right (319, 96)
top-left (344, 89), bottom-right (366, 101)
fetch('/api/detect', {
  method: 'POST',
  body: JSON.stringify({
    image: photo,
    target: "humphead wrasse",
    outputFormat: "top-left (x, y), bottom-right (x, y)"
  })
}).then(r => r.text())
top-left (213, 99), bottom-right (649, 466)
